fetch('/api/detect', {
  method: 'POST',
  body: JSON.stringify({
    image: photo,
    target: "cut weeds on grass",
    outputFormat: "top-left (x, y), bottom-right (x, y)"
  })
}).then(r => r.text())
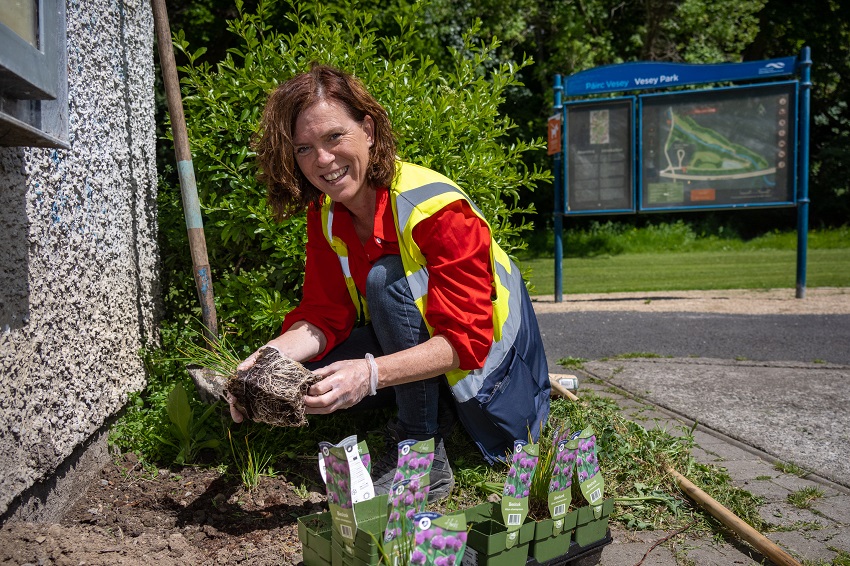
top-left (446, 392), bottom-right (762, 538)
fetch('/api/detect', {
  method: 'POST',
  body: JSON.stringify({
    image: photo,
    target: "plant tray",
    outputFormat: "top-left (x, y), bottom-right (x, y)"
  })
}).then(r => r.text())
top-left (528, 509), bottom-right (579, 563)
top-left (573, 499), bottom-right (614, 548)
top-left (526, 529), bottom-right (613, 566)
top-left (298, 511), bottom-right (333, 565)
top-left (300, 495), bottom-right (389, 566)
top-left (462, 501), bottom-right (535, 566)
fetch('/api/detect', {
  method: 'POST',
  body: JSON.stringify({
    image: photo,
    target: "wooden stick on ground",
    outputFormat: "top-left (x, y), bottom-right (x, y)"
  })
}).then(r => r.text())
top-left (547, 375), bottom-right (802, 566)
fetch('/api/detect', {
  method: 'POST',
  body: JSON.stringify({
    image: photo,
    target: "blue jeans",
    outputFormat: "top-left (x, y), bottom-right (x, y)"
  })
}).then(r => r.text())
top-left (304, 255), bottom-right (442, 437)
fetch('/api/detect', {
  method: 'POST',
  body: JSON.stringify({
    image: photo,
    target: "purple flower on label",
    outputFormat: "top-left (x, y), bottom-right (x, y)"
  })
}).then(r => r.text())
top-left (410, 549), bottom-right (427, 565)
top-left (457, 531), bottom-right (468, 543)
top-left (508, 467), bottom-right (517, 478)
top-left (434, 558), bottom-right (448, 566)
top-left (415, 491), bottom-right (426, 502)
top-left (404, 493), bottom-right (414, 505)
top-left (431, 535), bottom-right (446, 550)
top-left (550, 480), bottom-right (560, 491)
top-left (415, 531), bottom-right (426, 545)
top-left (406, 508), bottom-right (416, 519)
top-left (522, 489), bottom-right (529, 497)
top-left (394, 471), bottom-right (404, 482)
top-left (389, 511), bottom-right (400, 521)
top-left (553, 465), bottom-right (561, 475)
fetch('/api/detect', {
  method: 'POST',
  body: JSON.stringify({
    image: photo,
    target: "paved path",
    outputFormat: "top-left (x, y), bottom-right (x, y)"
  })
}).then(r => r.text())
top-left (534, 290), bottom-right (850, 565)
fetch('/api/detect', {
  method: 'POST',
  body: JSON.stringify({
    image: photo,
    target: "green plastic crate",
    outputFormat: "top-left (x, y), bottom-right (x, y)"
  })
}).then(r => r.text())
top-left (462, 501), bottom-right (534, 566)
top-left (574, 498), bottom-right (614, 547)
top-left (528, 509), bottom-right (579, 563)
top-left (298, 511), bottom-right (333, 564)
top-left (302, 545), bottom-right (331, 566)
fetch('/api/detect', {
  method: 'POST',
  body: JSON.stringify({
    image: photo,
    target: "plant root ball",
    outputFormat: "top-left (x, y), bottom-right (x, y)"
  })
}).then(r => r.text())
top-left (226, 347), bottom-right (321, 427)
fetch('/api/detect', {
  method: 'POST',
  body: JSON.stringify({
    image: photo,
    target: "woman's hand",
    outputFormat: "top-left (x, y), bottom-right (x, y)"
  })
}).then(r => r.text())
top-left (304, 358), bottom-right (373, 414)
top-left (227, 343), bottom-right (282, 423)
top-left (226, 392), bottom-right (246, 423)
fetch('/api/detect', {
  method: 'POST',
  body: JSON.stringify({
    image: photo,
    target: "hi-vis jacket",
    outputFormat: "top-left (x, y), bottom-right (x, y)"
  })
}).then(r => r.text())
top-left (321, 161), bottom-right (550, 463)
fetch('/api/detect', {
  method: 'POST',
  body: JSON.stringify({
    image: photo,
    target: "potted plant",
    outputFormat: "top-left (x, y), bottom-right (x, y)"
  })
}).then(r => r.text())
top-left (527, 427), bottom-right (579, 563)
top-left (462, 441), bottom-right (539, 566)
top-left (568, 427), bottom-right (614, 548)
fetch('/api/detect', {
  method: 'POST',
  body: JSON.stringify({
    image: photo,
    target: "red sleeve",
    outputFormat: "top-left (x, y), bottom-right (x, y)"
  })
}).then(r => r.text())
top-left (412, 200), bottom-right (494, 370)
top-left (280, 206), bottom-right (356, 360)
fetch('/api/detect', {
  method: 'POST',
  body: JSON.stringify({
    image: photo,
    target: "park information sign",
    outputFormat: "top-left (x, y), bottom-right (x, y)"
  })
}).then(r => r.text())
top-left (640, 82), bottom-right (796, 210)
top-left (556, 59), bottom-right (801, 214)
top-left (566, 98), bottom-right (634, 213)
top-left (550, 50), bottom-right (812, 301)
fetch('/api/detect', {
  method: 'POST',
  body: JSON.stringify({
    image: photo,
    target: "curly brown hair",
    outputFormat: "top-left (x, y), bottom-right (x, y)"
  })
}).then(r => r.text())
top-left (254, 65), bottom-right (397, 220)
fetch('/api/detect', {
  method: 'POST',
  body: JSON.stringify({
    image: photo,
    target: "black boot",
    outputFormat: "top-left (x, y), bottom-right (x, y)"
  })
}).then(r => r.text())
top-left (371, 419), bottom-right (455, 504)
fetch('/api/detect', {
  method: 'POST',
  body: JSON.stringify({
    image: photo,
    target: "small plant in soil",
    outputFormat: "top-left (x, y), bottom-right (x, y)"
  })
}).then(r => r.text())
top-left (228, 429), bottom-right (276, 491)
top-left (155, 381), bottom-right (220, 465)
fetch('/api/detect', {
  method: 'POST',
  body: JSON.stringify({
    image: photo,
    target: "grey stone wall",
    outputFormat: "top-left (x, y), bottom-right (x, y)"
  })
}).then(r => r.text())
top-left (0, 0), bottom-right (158, 517)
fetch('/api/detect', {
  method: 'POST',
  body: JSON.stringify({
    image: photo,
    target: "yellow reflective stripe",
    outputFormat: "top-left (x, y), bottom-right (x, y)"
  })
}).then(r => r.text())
top-left (339, 255), bottom-right (352, 277)
top-left (320, 199), bottom-right (368, 323)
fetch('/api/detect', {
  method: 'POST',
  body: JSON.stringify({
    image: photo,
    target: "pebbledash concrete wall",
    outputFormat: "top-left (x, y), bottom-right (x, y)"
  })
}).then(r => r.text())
top-left (0, 0), bottom-right (159, 520)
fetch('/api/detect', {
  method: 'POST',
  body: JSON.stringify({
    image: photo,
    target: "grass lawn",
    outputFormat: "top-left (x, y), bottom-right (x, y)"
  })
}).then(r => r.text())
top-left (520, 248), bottom-right (850, 295)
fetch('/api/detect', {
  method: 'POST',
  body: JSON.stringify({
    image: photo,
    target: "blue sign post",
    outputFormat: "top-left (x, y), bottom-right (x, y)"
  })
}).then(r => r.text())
top-left (551, 50), bottom-right (811, 301)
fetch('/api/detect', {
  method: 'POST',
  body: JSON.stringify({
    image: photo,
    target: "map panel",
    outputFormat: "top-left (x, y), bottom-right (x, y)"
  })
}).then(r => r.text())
top-left (640, 83), bottom-right (796, 210)
top-left (566, 99), bottom-right (634, 213)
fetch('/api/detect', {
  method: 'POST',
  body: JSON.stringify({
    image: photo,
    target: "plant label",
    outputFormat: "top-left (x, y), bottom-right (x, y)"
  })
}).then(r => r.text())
top-left (569, 427), bottom-right (605, 507)
top-left (501, 440), bottom-right (539, 546)
top-left (318, 435), bottom-right (375, 543)
top-left (548, 427), bottom-right (574, 532)
top-left (411, 511), bottom-right (468, 566)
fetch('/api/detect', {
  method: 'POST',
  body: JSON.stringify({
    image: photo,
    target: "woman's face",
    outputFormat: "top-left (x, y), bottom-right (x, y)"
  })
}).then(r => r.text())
top-left (293, 99), bottom-right (375, 208)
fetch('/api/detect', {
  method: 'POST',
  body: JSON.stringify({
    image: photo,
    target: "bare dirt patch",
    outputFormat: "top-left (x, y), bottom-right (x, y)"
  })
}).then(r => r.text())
top-left (0, 452), bottom-right (325, 565)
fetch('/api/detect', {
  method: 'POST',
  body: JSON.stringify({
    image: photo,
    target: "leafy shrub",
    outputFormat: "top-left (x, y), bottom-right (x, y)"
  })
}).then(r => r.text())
top-left (164, 0), bottom-right (549, 349)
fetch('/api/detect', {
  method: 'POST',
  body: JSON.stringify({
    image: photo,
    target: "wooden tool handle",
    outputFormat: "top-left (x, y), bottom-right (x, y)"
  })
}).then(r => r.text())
top-left (665, 466), bottom-right (801, 566)
top-left (549, 376), bottom-right (579, 401)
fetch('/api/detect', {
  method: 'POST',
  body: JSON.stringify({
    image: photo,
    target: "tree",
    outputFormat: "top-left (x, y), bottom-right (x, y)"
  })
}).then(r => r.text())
top-left (745, 0), bottom-right (850, 226)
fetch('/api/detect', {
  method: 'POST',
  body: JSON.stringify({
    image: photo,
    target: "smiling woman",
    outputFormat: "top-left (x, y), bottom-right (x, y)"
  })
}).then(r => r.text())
top-left (238, 64), bottom-right (552, 504)
top-left (293, 100), bottom-right (375, 227)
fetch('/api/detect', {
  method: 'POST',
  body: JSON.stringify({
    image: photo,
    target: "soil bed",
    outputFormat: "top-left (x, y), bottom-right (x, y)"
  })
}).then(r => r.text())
top-left (0, 452), bottom-right (325, 565)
